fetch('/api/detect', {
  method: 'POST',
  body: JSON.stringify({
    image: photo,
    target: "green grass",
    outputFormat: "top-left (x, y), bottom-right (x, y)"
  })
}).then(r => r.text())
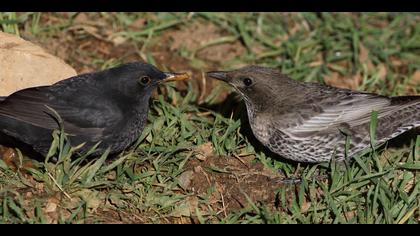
top-left (0, 12), bottom-right (420, 224)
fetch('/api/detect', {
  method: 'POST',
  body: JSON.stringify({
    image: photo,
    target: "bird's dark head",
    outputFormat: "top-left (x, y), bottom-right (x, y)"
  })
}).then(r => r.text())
top-left (103, 62), bottom-right (189, 100)
top-left (206, 65), bottom-right (296, 111)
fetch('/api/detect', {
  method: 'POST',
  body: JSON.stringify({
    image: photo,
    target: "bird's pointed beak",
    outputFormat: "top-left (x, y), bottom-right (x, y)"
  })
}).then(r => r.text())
top-left (160, 72), bottom-right (190, 83)
top-left (205, 71), bottom-right (229, 82)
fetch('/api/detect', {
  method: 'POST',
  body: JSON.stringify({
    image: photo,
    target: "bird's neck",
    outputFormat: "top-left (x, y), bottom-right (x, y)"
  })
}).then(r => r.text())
top-left (245, 100), bottom-right (262, 120)
top-left (244, 100), bottom-right (273, 144)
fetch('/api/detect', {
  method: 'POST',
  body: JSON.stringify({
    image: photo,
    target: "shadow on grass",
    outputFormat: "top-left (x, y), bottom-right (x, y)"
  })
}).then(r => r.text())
top-left (0, 132), bottom-right (45, 162)
top-left (385, 127), bottom-right (420, 150)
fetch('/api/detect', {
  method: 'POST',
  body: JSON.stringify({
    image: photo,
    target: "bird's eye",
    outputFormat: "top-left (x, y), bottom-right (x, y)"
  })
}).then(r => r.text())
top-left (242, 77), bottom-right (253, 87)
top-left (140, 76), bottom-right (151, 85)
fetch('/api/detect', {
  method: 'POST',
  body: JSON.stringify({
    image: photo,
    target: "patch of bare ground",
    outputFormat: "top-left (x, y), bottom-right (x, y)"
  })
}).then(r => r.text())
top-left (176, 143), bottom-right (299, 219)
top-left (166, 22), bottom-right (246, 63)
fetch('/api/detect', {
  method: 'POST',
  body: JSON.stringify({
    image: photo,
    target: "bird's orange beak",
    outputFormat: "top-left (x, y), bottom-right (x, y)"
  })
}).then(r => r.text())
top-left (160, 72), bottom-right (190, 83)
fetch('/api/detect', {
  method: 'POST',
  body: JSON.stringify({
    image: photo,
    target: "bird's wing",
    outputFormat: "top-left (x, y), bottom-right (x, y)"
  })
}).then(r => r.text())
top-left (0, 97), bottom-right (5, 102)
top-left (282, 93), bottom-right (400, 137)
top-left (0, 86), bottom-right (122, 138)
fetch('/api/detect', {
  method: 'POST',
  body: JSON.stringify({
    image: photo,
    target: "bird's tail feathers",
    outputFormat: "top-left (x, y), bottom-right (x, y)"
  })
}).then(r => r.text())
top-left (376, 96), bottom-right (420, 142)
top-left (390, 95), bottom-right (420, 106)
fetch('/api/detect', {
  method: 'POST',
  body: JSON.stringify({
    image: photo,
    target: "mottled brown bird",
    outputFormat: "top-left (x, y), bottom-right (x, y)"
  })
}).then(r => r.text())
top-left (207, 66), bottom-right (420, 163)
top-left (0, 62), bottom-right (189, 157)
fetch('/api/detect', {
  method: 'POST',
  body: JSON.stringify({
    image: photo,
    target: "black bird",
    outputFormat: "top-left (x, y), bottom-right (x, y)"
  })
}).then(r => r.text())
top-left (207, 66), bottom-right (420, 163)
top-left (0, 62), bottom-right (189, 157)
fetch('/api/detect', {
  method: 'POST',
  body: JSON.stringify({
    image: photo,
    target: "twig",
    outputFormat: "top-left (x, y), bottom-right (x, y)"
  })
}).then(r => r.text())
top-left (233, 153), bottom-right (249, 168)
top-left (220, 192), bottom-right (228, 218)
top-left (198, 71), bottom-right (207, 104)
top-left (47, 172), bottom-right (72, 200)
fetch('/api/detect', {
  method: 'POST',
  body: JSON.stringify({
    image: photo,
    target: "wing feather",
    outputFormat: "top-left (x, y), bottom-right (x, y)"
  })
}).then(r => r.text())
top-left (0, 86), bottom-right (122, 138)
top-left (283, 93), bottom-right (401, 137)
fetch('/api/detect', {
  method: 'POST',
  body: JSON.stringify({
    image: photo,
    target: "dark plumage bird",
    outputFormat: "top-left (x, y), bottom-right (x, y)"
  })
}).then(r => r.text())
top-left (207, 66), bottom-right (420, 163)
top-left (0, 62), bottom-right (189, 157)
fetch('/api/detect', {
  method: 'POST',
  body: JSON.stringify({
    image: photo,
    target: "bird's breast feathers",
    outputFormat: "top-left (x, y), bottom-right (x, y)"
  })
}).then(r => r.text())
top-left (248, 113), bottom-right (272, 144)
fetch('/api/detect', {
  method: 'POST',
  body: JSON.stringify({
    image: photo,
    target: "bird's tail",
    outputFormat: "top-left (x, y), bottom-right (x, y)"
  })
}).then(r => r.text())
top-left (377, 96), bottom-right (420, 142)
top-left (390, 95), bottom-right (420, 106)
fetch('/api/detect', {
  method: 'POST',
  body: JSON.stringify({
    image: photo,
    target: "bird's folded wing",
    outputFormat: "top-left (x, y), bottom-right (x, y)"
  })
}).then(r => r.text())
top-left (0, 87), bottom-right (119, 137)
top-left (282, 94), bottom-right (399, 137)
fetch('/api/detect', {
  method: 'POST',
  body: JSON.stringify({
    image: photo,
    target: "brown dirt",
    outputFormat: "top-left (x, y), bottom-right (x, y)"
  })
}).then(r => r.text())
top-left (180, 150), bottom-right (298, 216)
top-left (166, 21), bottom-right (246, 63)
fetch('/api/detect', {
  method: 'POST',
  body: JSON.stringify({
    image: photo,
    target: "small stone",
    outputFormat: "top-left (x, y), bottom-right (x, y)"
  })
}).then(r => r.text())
top-left (178, 170), bottom-right (194, 190)
top-left (0, 31), bottom-right (77, 96)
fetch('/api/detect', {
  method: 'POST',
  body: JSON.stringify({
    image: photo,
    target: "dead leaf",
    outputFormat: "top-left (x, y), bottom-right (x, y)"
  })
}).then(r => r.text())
top-left (324, 72), bottom-right (362, 90)
top-left (69, 25), bottom-right (105, 41)
top-left (300, 200), bottom-right (311, 213)
top-left (359, 43), bottom-right (369, 63)
top-left (0, 147), bottom-right (17, 171)
top-left (359, 43), bottom-right (375, 73)
top-left (107, 171), bottom-right (116, 181)
top-left (345, 210), bottom-right (356, 220)
top-left (74, 189), bottom-right (104, 213)
top-left (309, 61), bottom-right (323, 67)
top-left (63, 196), bottom-right (83, 210)
top-left (45, 201), bottom-right (58, 213)
top-left (42, 195), bottom-right (61, 223)
top-left (377, 63), bottom-right (387, 80)
top-left (351, 73), bottom-right (363, 89)
top-left (170, 197), bottom-right (199, 218)
top-left (73, 13), bottom-right (89, 24)
top-left (410, 70), bottom-right (420, 85)
top-left (108, 193), bottom-right (124, 208)
top-left (193, 166), bottom-right (203, 173)
top-left (390, 56), bottom-right (404, 67)
top-left (109, 35), bottom-right (127, 46)
top-left (35, 183), bottom-right (45, 194)
top-left (289, 22), bottom-right (301, 35)
top-left (324, 72), bottom-right (343, 88)
top-left (129, 18), bottom-right (147, 29)
top-left (194, 142), bottom-right (214, 161)
top-left (405, 70), bottom-right (420, 94)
